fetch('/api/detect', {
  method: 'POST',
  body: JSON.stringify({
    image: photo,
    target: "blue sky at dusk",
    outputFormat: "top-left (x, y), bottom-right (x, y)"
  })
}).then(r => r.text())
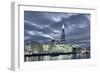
top-left (24, 11), bottom-right (90, 48)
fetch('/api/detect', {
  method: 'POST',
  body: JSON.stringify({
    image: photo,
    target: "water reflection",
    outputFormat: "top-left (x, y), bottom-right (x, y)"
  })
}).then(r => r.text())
top-left (25, 53), bottom-right (90, 61)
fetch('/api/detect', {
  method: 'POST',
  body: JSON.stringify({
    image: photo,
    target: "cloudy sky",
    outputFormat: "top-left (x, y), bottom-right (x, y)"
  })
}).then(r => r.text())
top-left (24, 11), bottom-right (90, 48)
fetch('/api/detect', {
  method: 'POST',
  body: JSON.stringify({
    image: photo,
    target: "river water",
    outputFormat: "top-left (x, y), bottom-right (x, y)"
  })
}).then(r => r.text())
top-left (25, 53), bottom-right (90, 62)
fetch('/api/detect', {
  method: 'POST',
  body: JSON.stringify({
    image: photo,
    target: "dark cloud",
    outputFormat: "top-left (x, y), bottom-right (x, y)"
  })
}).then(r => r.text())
top-left (24, 11), bottom-right (90, 48)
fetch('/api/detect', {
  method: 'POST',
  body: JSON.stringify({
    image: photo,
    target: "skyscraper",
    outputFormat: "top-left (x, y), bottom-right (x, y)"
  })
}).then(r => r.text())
top-left (61, 24), bottom-right (65, 43)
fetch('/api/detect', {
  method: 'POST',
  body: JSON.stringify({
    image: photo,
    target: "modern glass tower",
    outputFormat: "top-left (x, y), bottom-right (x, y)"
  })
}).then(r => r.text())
top-left (61, 24), bottom-right (65, 42)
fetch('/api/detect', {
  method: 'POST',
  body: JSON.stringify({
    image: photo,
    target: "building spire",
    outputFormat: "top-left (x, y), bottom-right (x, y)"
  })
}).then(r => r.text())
top-left (62, 24), bottom-right (64, 29)
top-left (61, 24), bottom-right (65, 43)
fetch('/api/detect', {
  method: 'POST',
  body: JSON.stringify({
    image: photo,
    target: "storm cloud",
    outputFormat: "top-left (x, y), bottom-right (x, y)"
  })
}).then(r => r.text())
top-left (24, 11), bottom-right (90, 48)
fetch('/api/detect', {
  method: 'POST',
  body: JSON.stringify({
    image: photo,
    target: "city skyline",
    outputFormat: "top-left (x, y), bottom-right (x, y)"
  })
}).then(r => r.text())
top-left (24, 11), bottom-right (90, 48)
